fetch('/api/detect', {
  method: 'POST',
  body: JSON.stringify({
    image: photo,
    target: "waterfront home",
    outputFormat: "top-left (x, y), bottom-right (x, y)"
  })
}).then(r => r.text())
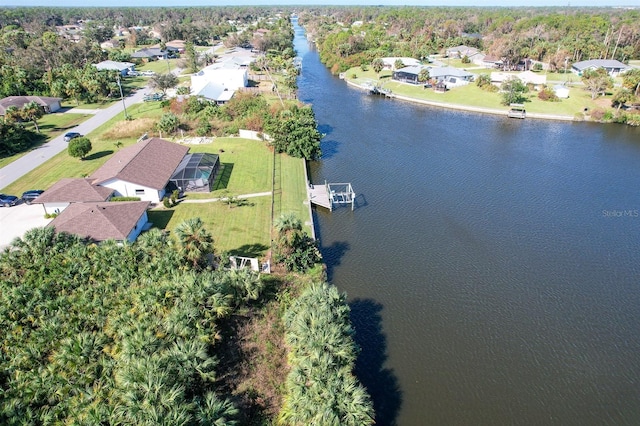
top-left (89, 137), bottom-right (189, 203)
top-left (571, 59), bottom-right (631, 77)
top-left (381, 57), bottom-right (421, 70)
top-left (428, 66), bottom-right (474, 88)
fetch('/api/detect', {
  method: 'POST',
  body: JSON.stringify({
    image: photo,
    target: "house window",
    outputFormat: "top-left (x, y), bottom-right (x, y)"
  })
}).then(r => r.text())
top-left (135, 189), bottom-right (145, 196)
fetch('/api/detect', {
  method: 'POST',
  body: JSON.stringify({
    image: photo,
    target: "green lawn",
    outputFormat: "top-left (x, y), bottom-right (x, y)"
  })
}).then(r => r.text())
top-left (347, 67), bottom-right (604, 117)
top-left (156, 196), bottom-right (272, 256)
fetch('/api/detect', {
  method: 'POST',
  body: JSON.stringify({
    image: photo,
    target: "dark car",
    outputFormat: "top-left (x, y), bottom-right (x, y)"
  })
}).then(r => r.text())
top-left (64, 132), bottom-right (81, 142)
top-left (0, 193), bottom-right (19, 207)
top-left (21, 189), bottom-right (44, 205)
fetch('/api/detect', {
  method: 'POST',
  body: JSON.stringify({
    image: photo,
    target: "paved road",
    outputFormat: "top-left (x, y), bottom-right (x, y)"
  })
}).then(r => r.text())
top-left (0, 88), bottom-right (149, 190)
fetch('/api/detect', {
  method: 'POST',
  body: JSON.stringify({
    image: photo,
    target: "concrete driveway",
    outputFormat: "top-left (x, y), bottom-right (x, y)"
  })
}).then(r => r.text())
top-left (0, 203), bottom-right (52, 249)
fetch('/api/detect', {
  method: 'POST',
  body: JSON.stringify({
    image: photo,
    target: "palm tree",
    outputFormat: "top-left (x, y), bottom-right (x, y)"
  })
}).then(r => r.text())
top-left (174, 218), bottom-right (214, 269)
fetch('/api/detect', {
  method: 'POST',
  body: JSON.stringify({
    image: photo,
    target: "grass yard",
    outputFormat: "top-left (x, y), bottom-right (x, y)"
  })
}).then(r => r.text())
top-left (155, 196), bottom-right (272, 256)
top-left (187, 138), bottom-right (274, 197)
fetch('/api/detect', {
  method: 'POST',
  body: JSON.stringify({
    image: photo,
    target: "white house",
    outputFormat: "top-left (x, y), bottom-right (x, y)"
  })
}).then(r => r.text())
top-left (89, 138), bottom-right (189, 203)
top-left (571, 59), bottom-right (632, 77)
top-left (190, 63), bottom-right (248, 103)
top-left (94, 60), bottom-right (136, 76)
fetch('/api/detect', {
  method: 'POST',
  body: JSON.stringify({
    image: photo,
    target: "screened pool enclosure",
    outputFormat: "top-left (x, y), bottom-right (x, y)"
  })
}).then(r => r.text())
top-left (169, 153), bottom-right (220, 193)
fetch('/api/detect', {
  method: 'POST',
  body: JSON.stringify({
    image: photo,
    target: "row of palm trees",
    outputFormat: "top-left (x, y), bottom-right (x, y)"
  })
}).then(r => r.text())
top-left (0, 223), bottom-right (266, 424)
top-left (279, 283), bottom-right (375, 425)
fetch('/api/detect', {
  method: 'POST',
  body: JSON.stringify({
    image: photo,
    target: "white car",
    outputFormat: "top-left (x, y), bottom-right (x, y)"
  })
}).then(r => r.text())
top-left (140, 70), bottom-right (156, 76)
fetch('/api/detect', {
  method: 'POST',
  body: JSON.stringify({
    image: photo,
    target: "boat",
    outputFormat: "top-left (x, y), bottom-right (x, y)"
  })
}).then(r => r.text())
top-left (508, 103), bottom-right (526, 119)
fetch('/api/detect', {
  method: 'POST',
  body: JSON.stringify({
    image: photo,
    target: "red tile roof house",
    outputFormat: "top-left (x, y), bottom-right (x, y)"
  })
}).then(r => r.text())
top-left (48, 201), bottom-right (150, 243)
top-left (33, 177), bottom-right (114, 215)
top-left (89, 138), bottom-right (189, 204)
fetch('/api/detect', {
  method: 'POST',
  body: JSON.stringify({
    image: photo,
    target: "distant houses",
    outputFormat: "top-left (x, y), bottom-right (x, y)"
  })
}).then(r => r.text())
top-left (571, 59), bottom-right (632, 76)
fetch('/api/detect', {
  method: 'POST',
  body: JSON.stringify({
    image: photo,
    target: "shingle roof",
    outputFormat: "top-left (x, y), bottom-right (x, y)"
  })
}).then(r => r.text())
top-left (0, 96), bottom-right (62, 115)
top-left (34, 178), bottom-right (113, 203)
top-left (131, 48), bottom-right (167, 58)
top-left (89, 138), bottom-right (189, 190)
top-left (48, 201), bottom-right (149, 242)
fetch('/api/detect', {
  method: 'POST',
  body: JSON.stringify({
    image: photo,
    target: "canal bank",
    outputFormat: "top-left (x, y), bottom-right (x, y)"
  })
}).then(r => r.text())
top-left (345, 79), bottom-right (577, 121)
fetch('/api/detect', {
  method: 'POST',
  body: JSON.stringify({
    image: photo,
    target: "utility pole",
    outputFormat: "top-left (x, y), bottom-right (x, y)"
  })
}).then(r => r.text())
top-left (116, 75), bottom-right (129, 120)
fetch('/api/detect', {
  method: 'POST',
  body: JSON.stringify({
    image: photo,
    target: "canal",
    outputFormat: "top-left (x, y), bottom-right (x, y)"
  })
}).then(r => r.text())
top-left (294, 20), bottom-right (640, 426)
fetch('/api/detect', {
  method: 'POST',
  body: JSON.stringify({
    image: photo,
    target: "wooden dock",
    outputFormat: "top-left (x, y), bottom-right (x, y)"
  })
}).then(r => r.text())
top-left (308, 181), bottom-right (356, 211)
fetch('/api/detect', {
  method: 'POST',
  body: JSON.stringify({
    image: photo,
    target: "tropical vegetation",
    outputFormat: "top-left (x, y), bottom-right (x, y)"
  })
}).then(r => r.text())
top-left (280, 282), bottom-right (375, 425)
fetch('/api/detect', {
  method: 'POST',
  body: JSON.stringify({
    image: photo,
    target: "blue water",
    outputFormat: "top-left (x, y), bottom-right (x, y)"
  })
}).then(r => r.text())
top-left (295, 19), bottom-right (640, 426)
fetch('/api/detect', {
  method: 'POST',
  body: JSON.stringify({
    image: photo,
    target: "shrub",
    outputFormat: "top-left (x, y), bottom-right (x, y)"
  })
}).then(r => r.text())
top-left (163, 197), bottom-right (172, 208)
top-left (538, 86), bottom-right (559, 102)
top-left (590, 108), bottom-right (606, 121)
top-left (533, 63), bottom-right (543, 72)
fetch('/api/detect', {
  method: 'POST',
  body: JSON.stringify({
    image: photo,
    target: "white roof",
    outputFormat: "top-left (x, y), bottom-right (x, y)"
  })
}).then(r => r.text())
top-left (428, 66), bottom-right (473, 79)
top-left (382, 57), bottom-right (421, 68)
top-left (94, 60), bottom-right (134, 71)
top-left (193, 82), bottom-right (235, 102)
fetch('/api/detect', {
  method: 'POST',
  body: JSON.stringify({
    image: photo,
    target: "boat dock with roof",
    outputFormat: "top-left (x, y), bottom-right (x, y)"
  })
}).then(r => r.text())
top-left (308, 181), bottom-right (356, 211)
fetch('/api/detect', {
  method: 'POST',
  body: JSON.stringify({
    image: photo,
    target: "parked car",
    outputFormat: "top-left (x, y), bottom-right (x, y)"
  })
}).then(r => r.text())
top-left (64, 132), bottom-right (81, 142)
top-left (21, 189), bottom-right (44, 205)
top-left (0, 193), bottom-right (19, 207)
top-left (127, 70), bottom-right (140, 76)
top-left (140, 70), bottom-right (156, 76)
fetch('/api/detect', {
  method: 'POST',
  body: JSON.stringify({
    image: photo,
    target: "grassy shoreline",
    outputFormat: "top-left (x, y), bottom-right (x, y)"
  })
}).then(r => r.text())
top-left (343, 67), bottom-right (616, 121)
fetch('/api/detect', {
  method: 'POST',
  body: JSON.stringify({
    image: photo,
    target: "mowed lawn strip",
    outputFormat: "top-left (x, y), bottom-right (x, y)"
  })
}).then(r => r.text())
top-left (279, 155), bottom-right (311, 233)
top-left (158, 196), bottom-right (272, 256)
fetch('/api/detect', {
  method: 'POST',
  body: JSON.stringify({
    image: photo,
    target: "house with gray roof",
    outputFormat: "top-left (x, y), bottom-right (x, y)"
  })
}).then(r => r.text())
top-left (571, 59), bottom-right (632, 76)
top-left (428, 66), bottom-right (474, 88)
top-left (48, 201), bottom-right (150, 243)
top-left (33, 177), bottom-right (114, 215)
top-left (0, 96), bottom-right (63, 116)
top-left (89, 137), bottom-right (189, 203)
top-left (131, 47), bottom-right (176, 60)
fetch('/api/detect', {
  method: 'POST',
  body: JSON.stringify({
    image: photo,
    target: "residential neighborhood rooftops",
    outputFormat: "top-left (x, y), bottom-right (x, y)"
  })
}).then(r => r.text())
top-left (34, 178), bottom-right (113, 204)
top-left (48, 201), bottom-right (150, 242)
top-left (89, 138), bottom-right (189, 190)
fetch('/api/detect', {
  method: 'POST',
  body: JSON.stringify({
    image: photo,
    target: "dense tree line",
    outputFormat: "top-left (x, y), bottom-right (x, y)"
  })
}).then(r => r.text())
top-left (0, 225), bottom-right (263, 424)
top-left (298, 6), bottom-right (640, 74)
top-left (280, 282), bottom-right (375, 425)
top-left (0, 121), bottom-right (43, 156)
